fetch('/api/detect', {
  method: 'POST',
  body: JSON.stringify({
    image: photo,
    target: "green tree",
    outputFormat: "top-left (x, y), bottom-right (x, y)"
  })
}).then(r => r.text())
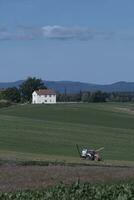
top-left (19, 77), bottom-right (46, 102)
top-left (2, 87), bottom-right (21, 103)
top-left (91, 91), bottom-right (106, 102)
top-left (82, 92), bottom-right (90, 102)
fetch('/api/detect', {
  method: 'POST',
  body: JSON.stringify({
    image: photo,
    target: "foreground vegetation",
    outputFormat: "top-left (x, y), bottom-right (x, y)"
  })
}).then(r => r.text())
top-left (0, 182), bottom-right (134, 200)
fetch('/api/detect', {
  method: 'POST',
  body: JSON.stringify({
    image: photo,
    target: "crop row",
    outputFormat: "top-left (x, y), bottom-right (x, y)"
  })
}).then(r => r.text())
top-left (1, 182), bottom-right (134, 200)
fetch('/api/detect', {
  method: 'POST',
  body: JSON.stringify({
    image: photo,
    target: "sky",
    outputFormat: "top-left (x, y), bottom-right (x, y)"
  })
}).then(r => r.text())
top-left (0, 0), bottom-right (134, 84)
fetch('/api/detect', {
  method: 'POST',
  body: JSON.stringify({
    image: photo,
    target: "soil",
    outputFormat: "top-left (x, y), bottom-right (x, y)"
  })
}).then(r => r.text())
top-left (0, 165), bottom-right (134, 191)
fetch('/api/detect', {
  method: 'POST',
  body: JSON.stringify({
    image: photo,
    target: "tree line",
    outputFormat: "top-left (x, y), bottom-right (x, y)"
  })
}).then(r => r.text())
top-left (0, 77), bottom-right (46, 103)
top-left (57, 91), bottom-right (134, 103)
top-left (1, 77), bottom-right (134, 103)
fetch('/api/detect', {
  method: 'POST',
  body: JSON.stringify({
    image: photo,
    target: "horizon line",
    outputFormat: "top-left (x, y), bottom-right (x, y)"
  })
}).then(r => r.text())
top-left (0, 79), bottom-right (133, 86)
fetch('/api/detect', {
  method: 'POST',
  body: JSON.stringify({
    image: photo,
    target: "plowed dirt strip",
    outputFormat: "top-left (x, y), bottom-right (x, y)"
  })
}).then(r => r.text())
top-left (0, 165), bottom-right (134, 192)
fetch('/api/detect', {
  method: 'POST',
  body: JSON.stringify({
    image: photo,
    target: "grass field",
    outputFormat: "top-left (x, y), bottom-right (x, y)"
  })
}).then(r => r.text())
top-left (0, 102), bottom-right (134, 163)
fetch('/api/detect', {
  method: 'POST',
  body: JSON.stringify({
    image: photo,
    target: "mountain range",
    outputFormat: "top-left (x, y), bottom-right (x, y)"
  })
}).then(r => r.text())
top-left (0, 80), bottom-right (134, 93)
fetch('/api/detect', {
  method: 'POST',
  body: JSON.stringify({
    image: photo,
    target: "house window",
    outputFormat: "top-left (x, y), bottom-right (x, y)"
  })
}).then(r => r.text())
top-left (49, 95), bottom-right (51, 97)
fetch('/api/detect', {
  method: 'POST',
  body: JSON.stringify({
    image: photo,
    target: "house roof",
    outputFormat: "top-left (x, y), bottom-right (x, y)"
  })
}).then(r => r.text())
top-left (34, 89), bottom-right (56, 96)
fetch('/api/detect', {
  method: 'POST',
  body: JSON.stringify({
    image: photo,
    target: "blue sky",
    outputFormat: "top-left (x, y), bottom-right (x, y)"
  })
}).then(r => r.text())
top-left (0, 0), bottom-right (134, 83)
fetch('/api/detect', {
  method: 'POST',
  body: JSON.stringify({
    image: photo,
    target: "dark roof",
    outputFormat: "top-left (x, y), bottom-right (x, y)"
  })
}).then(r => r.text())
top-left (35, 89), bottom-right (56, 96)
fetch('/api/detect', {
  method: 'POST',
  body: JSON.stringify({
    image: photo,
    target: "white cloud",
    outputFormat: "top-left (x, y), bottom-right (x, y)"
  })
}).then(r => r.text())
top-left (42, 26), bottom-right (93, 40)
top-left (0, 28), bottom-right (13, 40)
top-left (0, 25), bottom-right (114, 41)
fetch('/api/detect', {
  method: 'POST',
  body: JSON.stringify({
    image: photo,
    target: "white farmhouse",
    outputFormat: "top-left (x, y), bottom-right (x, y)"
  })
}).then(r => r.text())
top-left (32, 89), bottom-right (56, 104)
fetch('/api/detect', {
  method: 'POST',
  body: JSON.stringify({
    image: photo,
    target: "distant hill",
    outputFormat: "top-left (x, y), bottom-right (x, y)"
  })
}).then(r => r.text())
top-left (44, 81), bottom-right (134, 93)
top-left (0, 80), bottom-right (134, 93)
top-left (0, 80), bottom-right (23, 89)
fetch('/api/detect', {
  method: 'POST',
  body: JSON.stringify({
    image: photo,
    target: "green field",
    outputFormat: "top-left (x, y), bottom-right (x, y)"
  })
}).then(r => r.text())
top-left (0, 103), bottom-right (134, 163)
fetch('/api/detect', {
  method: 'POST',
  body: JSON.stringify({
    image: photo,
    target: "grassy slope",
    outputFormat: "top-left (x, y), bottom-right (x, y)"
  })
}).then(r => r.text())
top-left (0, 103), bottom-right (134, 162)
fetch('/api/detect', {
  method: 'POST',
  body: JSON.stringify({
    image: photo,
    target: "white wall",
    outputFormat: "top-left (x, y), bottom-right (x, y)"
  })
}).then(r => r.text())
top-left (32, 91), bottom-right (56, 104)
